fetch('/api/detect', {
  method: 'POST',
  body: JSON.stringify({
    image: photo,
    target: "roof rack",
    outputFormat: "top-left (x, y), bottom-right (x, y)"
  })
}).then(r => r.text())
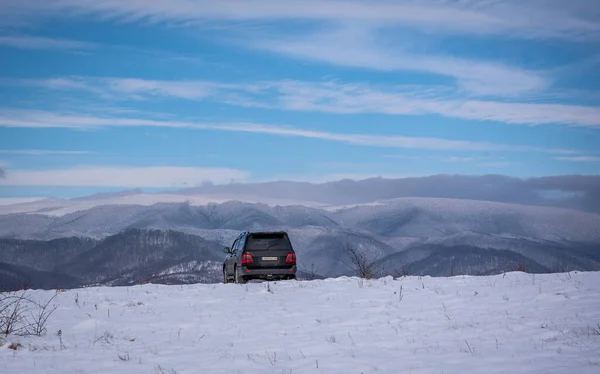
top-left (245, 230), bottom-right (288, 236)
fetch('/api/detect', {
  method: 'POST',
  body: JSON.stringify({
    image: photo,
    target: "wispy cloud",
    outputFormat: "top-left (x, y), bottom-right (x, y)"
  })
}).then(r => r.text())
top-left (245, 25), bottom-right (549, 97)
top-left (262, 81), bottom-right (600, 128)
top-left (387, 155), bottom-right (495, 162)
top-left (386, 154), bottom-right (511, 168)
top-left (0, 165), bottom-right (249, 187)
top-left (555, 156), bottom-right (600, 163)
top-left (0, 149), bottom-right (93, 155)
top-left (0, 110), bottom-right (576, 154)
top-left (20, 76), bottom-right (261, 102)
top-left (0, 35), bottom-right (94, 50)
top-left (3, 0), bottom-right (598, 42)
top-left (17, 77), bottom-right (600, 128)
top-left (99, 78), bottom-right (216, 100)
top-left (259, 172), bottom-right (425, 184)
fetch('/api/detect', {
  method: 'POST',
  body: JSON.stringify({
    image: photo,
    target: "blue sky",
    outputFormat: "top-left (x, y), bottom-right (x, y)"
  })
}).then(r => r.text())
top-left (0, 0), bottom-right (599, 198)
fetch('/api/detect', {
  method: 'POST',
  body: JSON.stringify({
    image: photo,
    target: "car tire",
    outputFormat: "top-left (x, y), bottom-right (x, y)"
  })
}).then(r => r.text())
top-left (235, 266), bottom-right (247, 284)
top-left (223, 268), bottom-right (229, 284)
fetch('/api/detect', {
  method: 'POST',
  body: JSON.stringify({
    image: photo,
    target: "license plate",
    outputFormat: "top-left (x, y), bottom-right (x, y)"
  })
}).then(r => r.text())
top-left (262, 256), bottom-right (278, 261)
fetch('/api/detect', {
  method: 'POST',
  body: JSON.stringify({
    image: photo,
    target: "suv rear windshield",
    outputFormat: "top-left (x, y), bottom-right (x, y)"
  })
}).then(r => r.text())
top-left (245, 233), bottom-right (292, 251)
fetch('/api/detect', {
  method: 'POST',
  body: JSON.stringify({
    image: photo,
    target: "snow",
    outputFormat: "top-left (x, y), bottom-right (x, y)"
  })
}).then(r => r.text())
top-left (2, 271), bottom-right (600, 373)
top-left (3, 196), bottom-right (600, 248)
top-left (0, 198), bottom-right (45, 206)
top-left (323, 200), bottom-right (387, 212)
top-left (0, 193), bottom-right (325, 217)
top-left (332, 197), bottom-right (600, 243)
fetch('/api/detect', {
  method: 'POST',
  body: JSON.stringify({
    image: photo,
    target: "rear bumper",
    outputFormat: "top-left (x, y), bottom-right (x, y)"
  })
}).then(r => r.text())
top-left (241, 266), bottom-right (296, 277)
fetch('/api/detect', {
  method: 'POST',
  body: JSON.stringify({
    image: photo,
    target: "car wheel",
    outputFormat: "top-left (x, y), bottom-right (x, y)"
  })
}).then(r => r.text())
top-left (235, 266), bottom-right (247, 284)
top-left (223, 268), bottom-right (229, 284)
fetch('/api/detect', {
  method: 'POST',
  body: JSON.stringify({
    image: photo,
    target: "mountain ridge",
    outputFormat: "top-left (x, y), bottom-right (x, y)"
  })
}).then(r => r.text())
top-left (1, 196), bottom-right (599, 290)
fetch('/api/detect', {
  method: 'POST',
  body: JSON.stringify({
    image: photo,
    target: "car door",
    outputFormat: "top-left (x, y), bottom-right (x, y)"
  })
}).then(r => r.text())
top-left (237, 234), bottom-right (247, 257)
top-left (226, 238), bottom-right (238, 275)
top-left (233, 235), bottom-right (245, 267)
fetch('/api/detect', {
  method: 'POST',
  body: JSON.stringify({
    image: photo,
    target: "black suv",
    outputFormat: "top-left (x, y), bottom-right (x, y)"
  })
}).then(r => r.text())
top-left (222, 231), bottom-right (297, 283)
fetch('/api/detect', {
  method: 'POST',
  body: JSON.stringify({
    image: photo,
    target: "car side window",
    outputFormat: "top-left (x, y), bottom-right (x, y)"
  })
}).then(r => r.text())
top-left (234, 238), bottom-right (243, 254)
top-left (238, 234), bottom-right (247, 252)
top-left (231, 239), bottom-right (239, 254)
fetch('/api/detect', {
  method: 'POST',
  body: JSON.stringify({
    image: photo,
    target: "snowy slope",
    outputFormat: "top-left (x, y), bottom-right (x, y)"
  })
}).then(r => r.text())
top-left (1, 271), bottom-right (599, 374)
top-left (0, 201), bottom-right (341, 240)
top-left (332, 197), bottom-right (600, 243)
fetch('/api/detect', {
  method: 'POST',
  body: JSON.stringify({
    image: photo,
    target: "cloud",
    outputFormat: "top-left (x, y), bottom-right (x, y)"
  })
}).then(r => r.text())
top-left (387, 155), bottom-right (502, 163)
top-left (0, 166), bottom-right (249, 187)
top-left (0, 110), bottom-right (576, 153)
top-left (478, 161), bottom-right (512, 168)
top-left (0, 166), bottom-right (5, 179)
top-left (19, 76), bottom-right (262, 103)
top-left (28, 78), bottom-right (96, 91)
top-left (265, 81), bottom-right (600, 127)
top-left (3, 0), bottom-right (598, 42)
top-left (245, 25), bottom-right (550, 97)
top-left (100, 78), bottom-right (216, 100)
top-left (0, 35), bottom-right (94, 50)
top-left (555, 156), bottom-right (600, 163)
top-left (0, 149), bottom-right (93, 155)
top-left (385, 155), bottom-right (511, 168)
top-left (19, 77), bottom-right (600, 128)
top-left (257, 172), bottom-right (425, 184)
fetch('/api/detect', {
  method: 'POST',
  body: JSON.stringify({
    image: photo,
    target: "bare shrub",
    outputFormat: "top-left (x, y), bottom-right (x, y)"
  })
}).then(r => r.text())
top-left (392, 265), bottom-right (412, 279)
top-left (0, 291), bottom-right (59, 337)
top-left (300, 263), bottom-right (322, 280)
top-left (516, 263), bottom-right (529, 272)
top-left (8, 342), bottom-right (22, 350)
top-left (345, 244), bottom-right (381, 279)
top-left (154, 365), bottom-right (178, 374)
top-left (0, 291), bottom-right (31, 336)
top-left (94, 331), bottom-right (114, 345)
top-left (27, 293), bottom-right (59, 336)
top-left (507, 262), bottom-right (529, 273)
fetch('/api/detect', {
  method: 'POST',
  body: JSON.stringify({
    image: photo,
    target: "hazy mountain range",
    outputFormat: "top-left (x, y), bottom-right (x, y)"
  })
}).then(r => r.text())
top-left (2, 174), bottom-right (600, 216)
top-left (1, 175), bottom-right (599, 291)
top-left (175, 174), bottom-right (600, 214)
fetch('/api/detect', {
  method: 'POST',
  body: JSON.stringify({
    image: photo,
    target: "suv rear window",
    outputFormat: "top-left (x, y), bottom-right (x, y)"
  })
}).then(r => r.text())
top-left (245, 233), bottom-right (292, 251)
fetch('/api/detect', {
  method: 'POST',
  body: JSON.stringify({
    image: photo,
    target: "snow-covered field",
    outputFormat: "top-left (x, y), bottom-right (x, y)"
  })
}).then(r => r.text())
top-left (2, 272), bottom-right (600, 374)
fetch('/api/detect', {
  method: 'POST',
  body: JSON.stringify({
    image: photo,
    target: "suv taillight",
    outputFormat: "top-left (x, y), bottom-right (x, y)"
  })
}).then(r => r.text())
top-left (241, 253), bottom-right (254, 265)
top-left (285, 253), bottom-right (296, 264)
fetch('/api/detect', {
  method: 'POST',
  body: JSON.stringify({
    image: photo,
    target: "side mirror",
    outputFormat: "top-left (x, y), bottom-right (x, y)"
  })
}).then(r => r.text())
top-left (223, 247), bottom-right (231, 254)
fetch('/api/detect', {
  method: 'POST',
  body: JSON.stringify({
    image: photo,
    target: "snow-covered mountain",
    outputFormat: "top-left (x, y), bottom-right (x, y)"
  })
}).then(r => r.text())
top-left (0, 195), bottom-right (599, 287)
top-left (330, 197), bottom-right (600, 243)
top-left (0, 192), bottom-right (325, 217)
top-left (3, 198), bottom-right (599, 243)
